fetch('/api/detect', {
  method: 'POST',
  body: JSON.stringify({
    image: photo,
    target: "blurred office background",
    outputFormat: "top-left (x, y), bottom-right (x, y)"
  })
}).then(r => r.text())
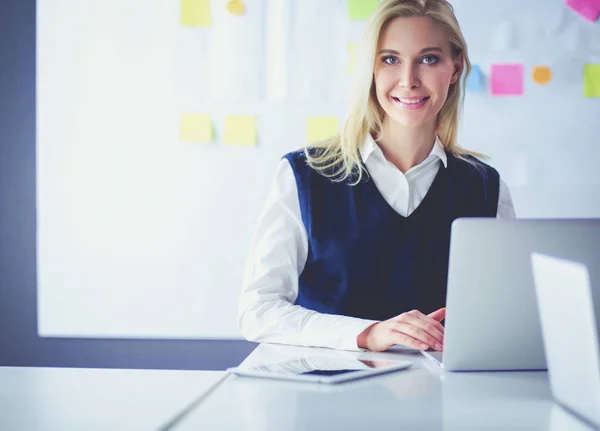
top-left (1, 0), bottom-right (599, 369)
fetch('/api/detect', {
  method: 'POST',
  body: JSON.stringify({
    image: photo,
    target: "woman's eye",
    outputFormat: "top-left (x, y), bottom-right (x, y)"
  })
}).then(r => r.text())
top-left (422, 55), bottom-right (439, 65)
top-left (383, 56), bottom-right (399, 65)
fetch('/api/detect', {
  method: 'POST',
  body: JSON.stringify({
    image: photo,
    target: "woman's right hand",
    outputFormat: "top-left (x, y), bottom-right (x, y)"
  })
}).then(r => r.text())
top-left (357, 308), bottom-right (446, 352)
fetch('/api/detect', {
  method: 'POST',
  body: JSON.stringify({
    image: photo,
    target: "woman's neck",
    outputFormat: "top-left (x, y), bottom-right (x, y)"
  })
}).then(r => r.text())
top-left (375, 117), bottom-right (437, 173)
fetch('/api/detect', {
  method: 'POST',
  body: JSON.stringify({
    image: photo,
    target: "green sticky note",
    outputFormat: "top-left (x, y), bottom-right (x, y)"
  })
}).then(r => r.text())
top-left (347, 43), bottom-right (357, 75)
top-left (307, 117), bottom-right (339, 144)
top-left (180, 0), bottom-right (212, 27)
top-left (223, 116), bottom-right (257, 146)
top-left (179, 114), bottom-right (212, 143)
top-left (348, 0), bottom-right (379, 20)
top-left (584, 64), bottom-right (600, 98)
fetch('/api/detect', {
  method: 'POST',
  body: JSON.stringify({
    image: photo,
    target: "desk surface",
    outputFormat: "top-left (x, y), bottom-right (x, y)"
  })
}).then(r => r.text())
top-left (0, 366), bottom-right (226, 431)
top-left (171, 344), bottom-right (596, 431)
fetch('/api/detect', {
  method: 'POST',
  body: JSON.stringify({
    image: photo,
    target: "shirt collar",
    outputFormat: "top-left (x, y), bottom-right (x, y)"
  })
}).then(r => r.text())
top-left (359, 134), bottom-right (448, 168)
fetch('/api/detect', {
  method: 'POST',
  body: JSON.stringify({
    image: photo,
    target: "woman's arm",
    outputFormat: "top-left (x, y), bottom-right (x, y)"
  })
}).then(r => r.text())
top-left (238, 158), bottom-right (378, 351)
top-left (497, 178), bottom-right (516, 219)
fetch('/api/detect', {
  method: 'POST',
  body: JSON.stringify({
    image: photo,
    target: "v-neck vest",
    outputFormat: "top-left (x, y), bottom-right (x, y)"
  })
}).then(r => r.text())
top-left (284, 149), bottom-right (499, 321)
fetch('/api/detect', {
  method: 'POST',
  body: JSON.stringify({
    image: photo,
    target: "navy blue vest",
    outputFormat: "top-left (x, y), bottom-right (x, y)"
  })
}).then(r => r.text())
top-left (284, 149), bottom-right (499, 321)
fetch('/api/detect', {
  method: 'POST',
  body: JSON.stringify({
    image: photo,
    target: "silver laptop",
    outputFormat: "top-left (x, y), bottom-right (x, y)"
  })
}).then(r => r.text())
top-left (531, 253), bottom-right (600, 429)
top-left (421, 218), bottom-right (600, 371)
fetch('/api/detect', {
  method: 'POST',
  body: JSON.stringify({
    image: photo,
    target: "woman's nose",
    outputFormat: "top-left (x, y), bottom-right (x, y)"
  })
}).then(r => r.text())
top-left (398, 65), bottom-right (421, 90)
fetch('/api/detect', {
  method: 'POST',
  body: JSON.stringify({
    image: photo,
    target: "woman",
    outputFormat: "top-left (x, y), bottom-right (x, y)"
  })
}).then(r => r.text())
top-left (238, 0), bottom-right (515, 352)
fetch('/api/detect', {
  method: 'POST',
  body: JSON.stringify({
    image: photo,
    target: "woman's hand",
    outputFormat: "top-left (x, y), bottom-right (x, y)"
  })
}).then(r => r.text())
top-left (357, 308), bottom-right (446, 352)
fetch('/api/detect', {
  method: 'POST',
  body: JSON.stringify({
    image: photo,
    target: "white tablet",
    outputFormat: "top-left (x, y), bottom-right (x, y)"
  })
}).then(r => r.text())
top-left (227, 355), bottom-right (413, 384)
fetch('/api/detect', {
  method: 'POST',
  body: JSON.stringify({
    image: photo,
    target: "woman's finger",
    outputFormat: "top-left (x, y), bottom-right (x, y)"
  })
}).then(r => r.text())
top-left (427, 307), bottom-right (446, 322)
top-left (394, 313), bottom-right (444, 344)
top-left (389, 330), bottom-right (431, 351)
top-left (390, 322), bottom-right (443, 351)
top-left (408, 309), bottom-right (446, 335)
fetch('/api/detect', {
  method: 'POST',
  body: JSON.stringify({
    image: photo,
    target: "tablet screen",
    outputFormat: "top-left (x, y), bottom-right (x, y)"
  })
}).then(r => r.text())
top-left (228, 356), bottom-right (412, 383)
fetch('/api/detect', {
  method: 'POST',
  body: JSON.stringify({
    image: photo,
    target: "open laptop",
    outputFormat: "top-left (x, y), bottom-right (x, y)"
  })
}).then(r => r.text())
top-left (531, 253), bottom-right (600, 429)
top-left (421, 218), bottom-right (600, 371)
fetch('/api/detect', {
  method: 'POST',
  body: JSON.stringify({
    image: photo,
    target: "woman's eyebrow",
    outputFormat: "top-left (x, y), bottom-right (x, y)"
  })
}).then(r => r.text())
top-left (377, 47), bottom-right (444, 55)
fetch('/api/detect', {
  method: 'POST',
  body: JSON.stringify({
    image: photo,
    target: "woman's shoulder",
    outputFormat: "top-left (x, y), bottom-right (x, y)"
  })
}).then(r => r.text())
top-left (448, 151), bottom-right (499, 178)
top-left (282, 148), bottom-right (306, 163)
top-left (282, 147), bottom-right (332, 172)
top-left (282, 146), bottom-right (324, 162)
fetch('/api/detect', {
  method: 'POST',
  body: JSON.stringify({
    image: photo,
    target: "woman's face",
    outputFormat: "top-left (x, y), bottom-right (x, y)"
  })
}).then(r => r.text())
top-left (373, 17), bottom-right (462, 129)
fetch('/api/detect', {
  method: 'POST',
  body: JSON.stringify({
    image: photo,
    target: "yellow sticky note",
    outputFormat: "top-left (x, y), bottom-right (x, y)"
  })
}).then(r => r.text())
top-left (348, 0), bottom-right (379, 20)
top-left (227, 0), bottom-right (246, 16)
top-left (223, 116), bottom-right (257, 146)
top-left (179, 114), bottom-right (212, 143)
top-left (584, 64), bottom-right (600, 98)
top-left (347, 43), bottom-right (357, 75)
top-left (181, 0), bottom-right (212, 27)
top-left (307, 117), bottom-right (339, 144)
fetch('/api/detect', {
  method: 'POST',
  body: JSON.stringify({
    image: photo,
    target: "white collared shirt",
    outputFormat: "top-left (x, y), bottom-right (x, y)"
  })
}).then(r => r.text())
top-left (238, 136), bottom-right (516, 351)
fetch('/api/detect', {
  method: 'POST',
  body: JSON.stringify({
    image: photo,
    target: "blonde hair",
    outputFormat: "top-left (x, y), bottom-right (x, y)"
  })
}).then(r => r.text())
top-left (304, 0), bottom-right (484, 184)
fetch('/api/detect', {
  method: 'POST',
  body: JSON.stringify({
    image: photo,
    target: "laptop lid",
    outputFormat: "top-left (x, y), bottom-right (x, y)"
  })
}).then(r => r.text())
top-left (442, 218), bottom-right (600, 371)
top-left (531, 253), bottom-right (600, 428)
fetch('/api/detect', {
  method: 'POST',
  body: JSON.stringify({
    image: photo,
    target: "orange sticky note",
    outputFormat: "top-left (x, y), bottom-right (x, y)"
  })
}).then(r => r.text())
top-left (307, 117), bottom-right (339, 143)
top-left (223, 116), bottom-right (257, 146)
top-left (179, 114), bottom-right (212, 143)
top-left (532, 66), bottom-right (552, 85)
top-left (180, 0), bottom-right (212, 27)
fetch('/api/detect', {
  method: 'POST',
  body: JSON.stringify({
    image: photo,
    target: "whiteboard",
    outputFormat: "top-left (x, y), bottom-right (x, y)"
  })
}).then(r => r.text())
top-left (37, 0), bottom-right (600, 338)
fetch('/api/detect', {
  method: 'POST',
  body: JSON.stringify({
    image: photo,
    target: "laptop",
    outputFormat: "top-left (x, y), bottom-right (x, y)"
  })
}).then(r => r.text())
top-left (531, 253), bottom-right (600, 429)
top-left (421, 218), bottom-right (600, 371)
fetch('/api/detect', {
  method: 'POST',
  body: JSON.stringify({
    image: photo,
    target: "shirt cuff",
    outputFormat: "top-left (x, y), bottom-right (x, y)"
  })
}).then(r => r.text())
top-left (334, 318), bottom-right (379, 351)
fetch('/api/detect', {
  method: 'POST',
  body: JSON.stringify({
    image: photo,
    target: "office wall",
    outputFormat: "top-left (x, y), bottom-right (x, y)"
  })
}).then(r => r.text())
top-left (2, 0), bottom-right (599, 367)
top-left (0, 0), bottom-right (257, 370)
top-left (36, 0), bottom-right (600, 340)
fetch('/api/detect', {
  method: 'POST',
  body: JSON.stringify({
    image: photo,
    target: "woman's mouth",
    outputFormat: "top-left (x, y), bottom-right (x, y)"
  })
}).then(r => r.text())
top-left (391, 96), bottom-right (430, 110)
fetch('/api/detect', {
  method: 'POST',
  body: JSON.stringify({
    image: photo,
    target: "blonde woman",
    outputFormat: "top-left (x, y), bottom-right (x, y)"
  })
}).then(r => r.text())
top-left (239, 0), bottom-right (515, 353)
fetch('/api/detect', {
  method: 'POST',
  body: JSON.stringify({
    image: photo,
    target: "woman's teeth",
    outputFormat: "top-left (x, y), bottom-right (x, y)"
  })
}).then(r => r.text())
top-left (394, 97), bottom-right (427, 104)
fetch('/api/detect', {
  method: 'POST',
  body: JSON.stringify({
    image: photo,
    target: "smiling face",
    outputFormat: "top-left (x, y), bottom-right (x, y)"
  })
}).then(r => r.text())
top-left (373, 16), bottom-right (463, 130)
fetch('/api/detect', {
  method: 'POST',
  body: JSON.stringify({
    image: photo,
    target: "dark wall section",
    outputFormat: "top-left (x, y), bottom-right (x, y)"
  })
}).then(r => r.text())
top-left (0, 0), bottom-right (257, 370)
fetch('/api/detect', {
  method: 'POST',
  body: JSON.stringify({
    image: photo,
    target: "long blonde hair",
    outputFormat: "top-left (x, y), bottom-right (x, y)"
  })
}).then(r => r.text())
top-left (305, 0), bottom-right (484, 184)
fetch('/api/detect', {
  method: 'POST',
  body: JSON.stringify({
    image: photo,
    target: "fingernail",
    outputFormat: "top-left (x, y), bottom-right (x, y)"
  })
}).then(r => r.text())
top-left (435, 343), bottom-right (443, 351)
top-left (420, 344), bottom-right (429, 350)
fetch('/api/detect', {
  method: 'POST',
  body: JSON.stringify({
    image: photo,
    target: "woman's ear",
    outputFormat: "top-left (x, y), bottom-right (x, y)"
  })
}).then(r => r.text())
top-left (450, 52), bottom-right (465, 85)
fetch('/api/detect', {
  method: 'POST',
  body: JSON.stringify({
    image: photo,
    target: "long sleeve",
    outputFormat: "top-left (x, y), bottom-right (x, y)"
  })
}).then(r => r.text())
top-left (497, 178), bottom-right (516, 220)
top-left (237, 159), bottom-right (378, 351)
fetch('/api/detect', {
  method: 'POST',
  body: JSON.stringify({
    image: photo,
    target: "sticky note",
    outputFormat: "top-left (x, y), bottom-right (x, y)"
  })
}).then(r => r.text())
top-left (307, 117), bottom-right (339, 143)
top-left (347, 43), bottom-right (357, 75)
top-left (466, 64), bottom-right (483, 92)
top-left (180, 0), bottom-right (212, 27)
top-left (179, 114), bottom-right (212, 143)
top-left (227, 0), bottom-right (246, 16)
top-left (490, 64), bottom-right (524, 96)
top-left (223, 116), bottom-right (257, 146)
top-left (584, 64), bottom-right (600, 97)
top-left (565, 0), bottom-right (600, 22)
top-left (348, 0), bottom-right (379, 20)
top-left (532, 66), bottom-right (552, 85)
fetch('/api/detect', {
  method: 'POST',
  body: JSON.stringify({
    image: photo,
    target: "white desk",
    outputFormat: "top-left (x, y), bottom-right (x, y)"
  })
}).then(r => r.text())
top-left (171, 344), bottom-right (596, 431)
top-left (0, 366), bottom-right (226, 431)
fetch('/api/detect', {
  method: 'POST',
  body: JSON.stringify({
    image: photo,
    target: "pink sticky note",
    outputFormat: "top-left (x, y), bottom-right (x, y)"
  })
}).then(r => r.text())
top-left (587, 0), bottom-right (600, 9)
top-left (491, 64), bottom-right (524, 96)
top-left (565, 0), bottom-right (600, 22)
